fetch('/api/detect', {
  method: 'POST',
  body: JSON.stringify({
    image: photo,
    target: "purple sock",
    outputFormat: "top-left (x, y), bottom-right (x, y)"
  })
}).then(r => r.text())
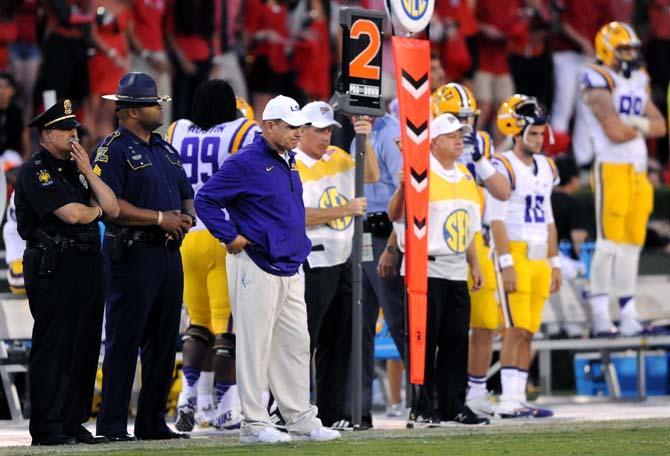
top-left (182, 366), bottom-right (201, 387)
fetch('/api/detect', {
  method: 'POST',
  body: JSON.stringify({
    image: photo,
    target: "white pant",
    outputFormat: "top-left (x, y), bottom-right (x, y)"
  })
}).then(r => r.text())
top-left (551, 51), bottom-right (589, 132)
top-left (226, 251), bottom-right (320, 436)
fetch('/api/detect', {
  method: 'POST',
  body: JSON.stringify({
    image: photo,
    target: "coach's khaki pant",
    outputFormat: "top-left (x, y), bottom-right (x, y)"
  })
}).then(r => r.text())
top-left (227, 251), bottom-right (321, 436)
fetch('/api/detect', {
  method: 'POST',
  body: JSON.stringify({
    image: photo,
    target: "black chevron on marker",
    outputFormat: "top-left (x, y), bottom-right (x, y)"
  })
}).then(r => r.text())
top-left (414, 218), bottom-right (426, 229)
top-left (401, 70), bottom-right (428, 89)
top-left (406, 119), bottom-right (427, 136)
top-left (410, 168), bottom-right (427, 182)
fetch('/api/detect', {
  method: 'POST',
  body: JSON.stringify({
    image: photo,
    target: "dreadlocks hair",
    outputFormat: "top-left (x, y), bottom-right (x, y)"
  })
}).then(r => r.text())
top-left (191, 79), bottom-right (237, 130)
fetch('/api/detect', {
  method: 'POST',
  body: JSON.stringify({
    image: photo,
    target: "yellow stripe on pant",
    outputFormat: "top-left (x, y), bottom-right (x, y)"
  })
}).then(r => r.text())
top-left (468, 232), bottom-right (500, 330)
top-left (495, 241), bottom-right (551, 333)
top-left (593, 162), bottom-right (653, 246)
top-left (181, 229), bottom-right (232, 334)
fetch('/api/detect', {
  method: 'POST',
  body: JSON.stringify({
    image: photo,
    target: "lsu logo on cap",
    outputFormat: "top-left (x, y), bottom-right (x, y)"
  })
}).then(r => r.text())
top-left (443, 209), bottom-right (470, 253)
top-left (385, 0), bottom-right (434, 33)
top-left (319, 186), bottom-right (352, 231)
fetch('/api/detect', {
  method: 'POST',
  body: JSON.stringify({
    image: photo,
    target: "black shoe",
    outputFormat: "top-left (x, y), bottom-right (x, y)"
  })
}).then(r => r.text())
top-left (267, 395), bottom-right (286, 430)
top-left (31, 434), bottom-right (77, 446)
top-left (103, 433), bottom-right (137, 442)
top-left (358, 415), bottom-right (373, 431)
top-left (65, 426), bottom-right (110, 444)
top-left (443, 407), bottom-right (490, 426)
top-left (407, 412), bottom-right (438, 429)
top-left (136, 430), bottom-right (190, 441)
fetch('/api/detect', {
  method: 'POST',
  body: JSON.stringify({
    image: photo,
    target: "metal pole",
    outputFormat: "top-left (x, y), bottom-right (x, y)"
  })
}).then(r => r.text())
top-left (351, 132), bottom-right (366, 429)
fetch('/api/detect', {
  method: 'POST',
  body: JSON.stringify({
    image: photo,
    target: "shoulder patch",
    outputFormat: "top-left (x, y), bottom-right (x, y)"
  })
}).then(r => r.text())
top-left (94, 146), bottom-right (109, 163)
top-left (37, 169), bottom-right (53, 187)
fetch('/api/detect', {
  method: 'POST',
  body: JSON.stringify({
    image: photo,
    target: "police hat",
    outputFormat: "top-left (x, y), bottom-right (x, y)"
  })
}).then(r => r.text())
top-left (28, 99), bottom-right (80, 131)
top-left (102, 72), bottom-right (171, 105)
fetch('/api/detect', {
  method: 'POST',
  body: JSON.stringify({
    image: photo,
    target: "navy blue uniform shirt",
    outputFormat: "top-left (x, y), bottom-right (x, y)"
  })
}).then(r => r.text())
top-left (92, 126), bottom-right (194, 211)
top-left (195, 134), bottom-right (311, 276)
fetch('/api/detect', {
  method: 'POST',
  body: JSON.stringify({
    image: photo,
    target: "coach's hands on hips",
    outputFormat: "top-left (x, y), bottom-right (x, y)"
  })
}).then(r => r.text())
top-left (550, 267), bottom-right (562, 293)
top-left (226, 235), bottom-right (251, 254)
top-left (501, 266), bottom-right (517, 294)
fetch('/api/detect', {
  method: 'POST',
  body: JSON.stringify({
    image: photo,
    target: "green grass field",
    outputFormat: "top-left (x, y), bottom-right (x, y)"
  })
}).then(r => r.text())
top-left (3, 419), bottom-right (669, 456)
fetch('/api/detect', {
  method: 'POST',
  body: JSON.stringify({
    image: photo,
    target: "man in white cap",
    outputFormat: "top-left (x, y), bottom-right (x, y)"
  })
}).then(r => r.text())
top-left (295, 101), bottom-right (379, 430)
top-left (388, 113), bottom-right (489, 427)
top-left (195, 95), bottom-right (341, 444)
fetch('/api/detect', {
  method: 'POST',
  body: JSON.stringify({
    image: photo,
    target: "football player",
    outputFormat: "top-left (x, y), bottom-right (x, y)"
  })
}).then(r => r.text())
top-left (577, 22), bottom-right (666, 336)
top-left (168, 80), bottom-right (259, 431)
top-left (431, 83), bottom-right (511, 418)
top-left (489, 95), bottom-right (562, 418)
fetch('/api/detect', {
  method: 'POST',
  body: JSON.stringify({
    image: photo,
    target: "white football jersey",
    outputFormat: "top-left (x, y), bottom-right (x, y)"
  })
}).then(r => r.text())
top-left (489, 151), bottom-right (558, 243)
top-left (167, 117), bottom-right (260, 231)
top-left (578, 63), bottom-right (649, 168)
top-left (296, 146), bottom-right (355, 268)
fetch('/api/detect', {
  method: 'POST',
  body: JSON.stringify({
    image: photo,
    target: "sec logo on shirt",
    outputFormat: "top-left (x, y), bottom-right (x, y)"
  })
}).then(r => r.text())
top-left (443, 209), bottom-right (470, 253)
top-left (319, 186), bottom-right (352, 231)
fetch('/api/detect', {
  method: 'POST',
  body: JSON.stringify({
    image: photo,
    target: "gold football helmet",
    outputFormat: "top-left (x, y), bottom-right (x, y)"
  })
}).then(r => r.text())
top-left (496, 94), bottom-right (547, 137)
top-left (595, 21), bottom-right (641, 77)
top-left (431, 83), bottom-right (480, 122)
top-left (236, 97), bottom-right (255, 121)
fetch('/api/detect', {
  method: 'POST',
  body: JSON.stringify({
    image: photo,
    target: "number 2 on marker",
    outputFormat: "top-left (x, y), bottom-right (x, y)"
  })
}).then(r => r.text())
top-left (349, 19), bottom-right (381, 80)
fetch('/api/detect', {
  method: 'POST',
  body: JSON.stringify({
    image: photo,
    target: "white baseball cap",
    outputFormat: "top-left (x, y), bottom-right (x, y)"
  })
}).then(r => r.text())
top-left (262, 95), bottom-right (311, 127)
top-left (430, 113), bottom-right (473, 140)
top-left (301, 101), bottom-right (342, 128)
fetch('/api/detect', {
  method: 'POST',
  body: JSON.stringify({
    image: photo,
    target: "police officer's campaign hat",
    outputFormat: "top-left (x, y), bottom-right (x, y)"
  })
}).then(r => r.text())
top-left (102, 72), bottom-right (171, 105)
top-left (28, 99), bottom-right (80, 131)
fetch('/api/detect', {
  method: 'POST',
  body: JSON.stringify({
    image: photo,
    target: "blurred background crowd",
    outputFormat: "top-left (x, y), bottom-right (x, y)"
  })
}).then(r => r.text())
top-left (0, 0), bottom-right (670, 184)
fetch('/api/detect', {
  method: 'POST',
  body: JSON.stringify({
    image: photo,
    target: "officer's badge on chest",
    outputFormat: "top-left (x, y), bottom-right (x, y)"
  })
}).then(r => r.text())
top-left (37, 169), bottom-right (53, 187)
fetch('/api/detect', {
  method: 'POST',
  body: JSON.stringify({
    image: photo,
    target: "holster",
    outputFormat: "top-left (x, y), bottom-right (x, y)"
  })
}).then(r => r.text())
top-left (38, 235), bottom-right (62, 277)
top-left (111, 228), bottom-right (131, 264)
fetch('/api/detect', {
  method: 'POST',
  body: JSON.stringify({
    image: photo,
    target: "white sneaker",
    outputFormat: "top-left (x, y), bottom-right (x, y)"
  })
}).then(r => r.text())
top-left (240, 427), bottom-right (291, 444)
top-left (292, 427), bottom-right (341, 442)
top-left (195, 404), bottom-right (217, 427)
top-left (214, 407), bottom-right (242, 430)
top-left (385, 402), bottom-right (406, 417)
top-left (592, 319), bottom-right (619, 337)
top-left (466, 394), bottom-right (496, 418)
top-left (494, 400), bottom-right (533, 419)
top-left (619, 316), bottom-right (644, 336)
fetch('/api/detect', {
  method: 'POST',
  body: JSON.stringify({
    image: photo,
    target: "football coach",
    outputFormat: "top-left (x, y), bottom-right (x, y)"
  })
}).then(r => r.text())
top-left (194, 95), bottom-right (340, 444)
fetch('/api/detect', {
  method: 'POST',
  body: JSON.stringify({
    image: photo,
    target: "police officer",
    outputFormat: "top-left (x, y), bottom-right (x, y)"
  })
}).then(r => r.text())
top-left (15, 100), bottom-right (119, 446)
top-left (94, 73), bottom-right (195, 441)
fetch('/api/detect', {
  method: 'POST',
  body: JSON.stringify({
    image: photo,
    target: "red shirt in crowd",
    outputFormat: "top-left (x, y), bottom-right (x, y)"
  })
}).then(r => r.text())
top-left (89, 2), bottom-right (131, 94)
top-left (16, 0), bottom-right (38, 44)
top-left (553, 0), bottom-right (613, 53)
top-left (45, 0), bottom-right (94, 39)
top-left (132, 0), bottom-right (166, 52)
top-left (165, 0), bottom-right (214, 62)
top-left (293, 17), bottom-right (331, 101)
top-left (435, 0), bottom-right (478, 37)
top-left (0, 19), bottom-right (18, 70)
top-left (648, 0), bottom-right (670, 40)
top-left (245, 0), bottom-right (289, 75)
top-left (476, 0), bottom-right (525, 74)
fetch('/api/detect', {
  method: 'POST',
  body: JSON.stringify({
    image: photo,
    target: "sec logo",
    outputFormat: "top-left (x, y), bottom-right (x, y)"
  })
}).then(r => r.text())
top-left (385, 0), bottom-right (434, 33)
top-left (319, 186), bottom-right (352, 231)
top-left (443, 209), bottom-right (470, 253)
